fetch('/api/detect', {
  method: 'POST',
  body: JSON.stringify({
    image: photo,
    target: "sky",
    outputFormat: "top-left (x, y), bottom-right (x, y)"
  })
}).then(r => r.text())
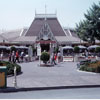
top-left (0, 0), bottom-right (99, 31)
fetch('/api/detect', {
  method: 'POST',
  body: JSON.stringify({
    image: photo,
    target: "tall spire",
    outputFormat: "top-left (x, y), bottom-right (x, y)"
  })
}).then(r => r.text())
top-left (55, 9), bottom-right (57, 16)
top-left (35, 9), bottom-right (37, 17)
top-left (45, 5), bottom-right (47, 20)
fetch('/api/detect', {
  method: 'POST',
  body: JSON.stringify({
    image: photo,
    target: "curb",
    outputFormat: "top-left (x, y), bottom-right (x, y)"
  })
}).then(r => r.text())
top-left (1, 85), bottom-right (100, 93)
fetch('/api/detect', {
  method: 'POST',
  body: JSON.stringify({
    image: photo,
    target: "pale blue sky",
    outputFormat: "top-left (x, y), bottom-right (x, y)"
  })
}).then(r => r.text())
top-left (0, 0), bottom-right (99, 30)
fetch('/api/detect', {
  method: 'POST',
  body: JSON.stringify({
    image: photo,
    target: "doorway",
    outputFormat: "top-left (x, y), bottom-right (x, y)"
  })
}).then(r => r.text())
top-left (41, 44), bottom-right (50, 52)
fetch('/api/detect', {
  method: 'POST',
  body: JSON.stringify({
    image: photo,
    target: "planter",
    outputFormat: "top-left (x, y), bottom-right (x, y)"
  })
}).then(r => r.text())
top-left (96, 56), bottom-right (100, 61)
top-left (40, 64), bottom-right (54, 67)
top-left (74, 54), bottom-right (79, 62)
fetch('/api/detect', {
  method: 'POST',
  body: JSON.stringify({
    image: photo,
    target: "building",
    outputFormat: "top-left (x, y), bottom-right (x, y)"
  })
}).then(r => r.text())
top-left (0, 13), bottom-right (84, 51)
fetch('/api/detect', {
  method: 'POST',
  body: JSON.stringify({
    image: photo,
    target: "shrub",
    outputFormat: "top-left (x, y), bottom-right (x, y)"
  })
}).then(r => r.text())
top-left (80, 65), bottom-right (86, 71)
top-left (86, 67), bottom-right (96, 72)
top-left (54, 47), bottom-right (59, 53)
top-left (0, 61), bottom-right (21, 75)
top-left (80, 60), bottom-right (90, 65)
top-left (11, 46), bottom-right (16, 52)
top-left (95, 47), bottom-right (100, 53)
top-left (91, 67), bottom-right (96, 72)
top-left (80, 65), bottom-right (96, 72)
top-left (41, 52), bottom-right (50, 64)
top-left (96, 66), bottom-right (100, 73)
top-left (74, 46), bottom-right (80, 53)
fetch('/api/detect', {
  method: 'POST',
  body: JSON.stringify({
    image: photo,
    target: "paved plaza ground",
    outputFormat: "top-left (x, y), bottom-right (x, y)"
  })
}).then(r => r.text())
top-left (7, 61), bottom-right (100, 88)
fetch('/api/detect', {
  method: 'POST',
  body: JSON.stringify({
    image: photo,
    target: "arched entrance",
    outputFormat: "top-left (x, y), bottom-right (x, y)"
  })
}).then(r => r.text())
top-left (36, 40), bottom-right (56, 52)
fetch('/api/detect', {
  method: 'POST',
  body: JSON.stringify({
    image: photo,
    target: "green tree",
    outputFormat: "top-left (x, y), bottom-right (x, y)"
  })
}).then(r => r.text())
top-left (76, 2), bottom-right (100, 44)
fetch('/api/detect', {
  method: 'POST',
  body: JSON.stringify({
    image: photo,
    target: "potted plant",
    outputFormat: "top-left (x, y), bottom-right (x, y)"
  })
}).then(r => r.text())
top-left (41, 52), bottom-right (50, 65)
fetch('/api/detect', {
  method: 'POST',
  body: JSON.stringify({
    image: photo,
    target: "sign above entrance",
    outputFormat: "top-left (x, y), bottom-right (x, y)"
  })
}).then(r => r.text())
top-left (36, 40), bottom-right (56, 44)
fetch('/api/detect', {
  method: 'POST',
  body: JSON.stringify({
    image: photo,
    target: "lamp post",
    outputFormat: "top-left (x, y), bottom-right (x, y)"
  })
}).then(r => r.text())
top-left (13, 66), bottom-right (17, 89)
top-left (50, 42), bottom-right (52, 64)
top-left (37, 43), bottom-right (41, 66)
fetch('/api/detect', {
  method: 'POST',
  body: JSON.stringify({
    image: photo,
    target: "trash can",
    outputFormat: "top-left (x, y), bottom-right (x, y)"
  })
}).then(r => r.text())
top-left (0, 66), bottom-right (7, 88)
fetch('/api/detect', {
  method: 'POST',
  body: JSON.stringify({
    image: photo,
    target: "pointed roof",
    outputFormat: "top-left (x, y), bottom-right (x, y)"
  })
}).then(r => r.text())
top-left (25, 14), bottom-right (66, 36)
top-left (1, 28), bottom-right (28, 41)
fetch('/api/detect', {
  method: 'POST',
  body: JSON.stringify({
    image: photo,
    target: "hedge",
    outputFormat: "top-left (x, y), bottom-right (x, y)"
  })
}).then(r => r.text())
top-left (0, 61), bottom-right (21, 75)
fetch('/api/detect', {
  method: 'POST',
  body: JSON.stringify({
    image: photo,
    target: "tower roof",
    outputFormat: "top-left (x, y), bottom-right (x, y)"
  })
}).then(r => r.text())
top-left (25, 14), bottom-right (66, 37)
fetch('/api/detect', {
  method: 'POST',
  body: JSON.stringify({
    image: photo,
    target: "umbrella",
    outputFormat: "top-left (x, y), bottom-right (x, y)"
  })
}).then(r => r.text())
top-left (78, 45), bottom-right (86, 49)
top-left (88, 45), bottom-right (100, 49)
top-left (0, 46), bottom-right (8, 49)
top-left (7, 46), bottom-right (28, 50)
top-left (62, 46), bottom-right (73, 50)
top-left (7, 46), bottom-right (19, 50)
top-left (18, 46), bottom-right (28, 49)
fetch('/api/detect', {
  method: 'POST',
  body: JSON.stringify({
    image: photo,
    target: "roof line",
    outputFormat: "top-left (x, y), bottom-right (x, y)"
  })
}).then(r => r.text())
top-left (56, 18), bottom-right (67, 37)
top-left (35, 14), bottom-right (57, 18)
top-left (62, 27), bottom-right (68, 37)
top-left (68, 29), bottom-right (72, 36)
top-left (20, 28), bottom-right (24, 36)
top-left (0, 34), bottom-right (9, 42)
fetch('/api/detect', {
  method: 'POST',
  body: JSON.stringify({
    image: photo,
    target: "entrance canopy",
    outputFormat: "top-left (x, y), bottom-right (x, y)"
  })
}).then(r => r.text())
top-left (36, 40), bottom-right (56, 44)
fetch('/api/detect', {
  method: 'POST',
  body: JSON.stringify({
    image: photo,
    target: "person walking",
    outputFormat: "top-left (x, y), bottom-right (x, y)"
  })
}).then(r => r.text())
top-left (12, 51), bottom-right (15, 63)
top-left (9, 52), bottom-right (12, 62)
top-left (57, 51), bottom-right (61, 63)
top-left (15, 51), bottom-right (20, 63)
top-left (20, 51), bottom-right (24, 62)
top-left (85, 50), bottom-right (88, 59)
top-left (52, 53), bottom-right (57, 65)
top-left (0, 51), bottom-right (3, 61)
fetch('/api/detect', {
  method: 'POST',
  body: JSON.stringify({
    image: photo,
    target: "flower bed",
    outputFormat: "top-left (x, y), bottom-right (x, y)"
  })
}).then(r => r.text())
top-left (79, 60), bottom-right (100, 73)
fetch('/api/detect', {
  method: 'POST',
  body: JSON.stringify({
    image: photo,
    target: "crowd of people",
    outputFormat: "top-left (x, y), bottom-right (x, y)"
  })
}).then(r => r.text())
top-left (8, 50), bottom-right (25, 63)
top-left (0, 50), bottom-right (26, 63)
top-left (0, 49), bottom-right (62, 66)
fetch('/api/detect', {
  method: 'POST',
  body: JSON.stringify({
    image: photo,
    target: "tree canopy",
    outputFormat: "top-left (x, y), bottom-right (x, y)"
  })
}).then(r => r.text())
top-left (76, 2), bottom-right (100, 44)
